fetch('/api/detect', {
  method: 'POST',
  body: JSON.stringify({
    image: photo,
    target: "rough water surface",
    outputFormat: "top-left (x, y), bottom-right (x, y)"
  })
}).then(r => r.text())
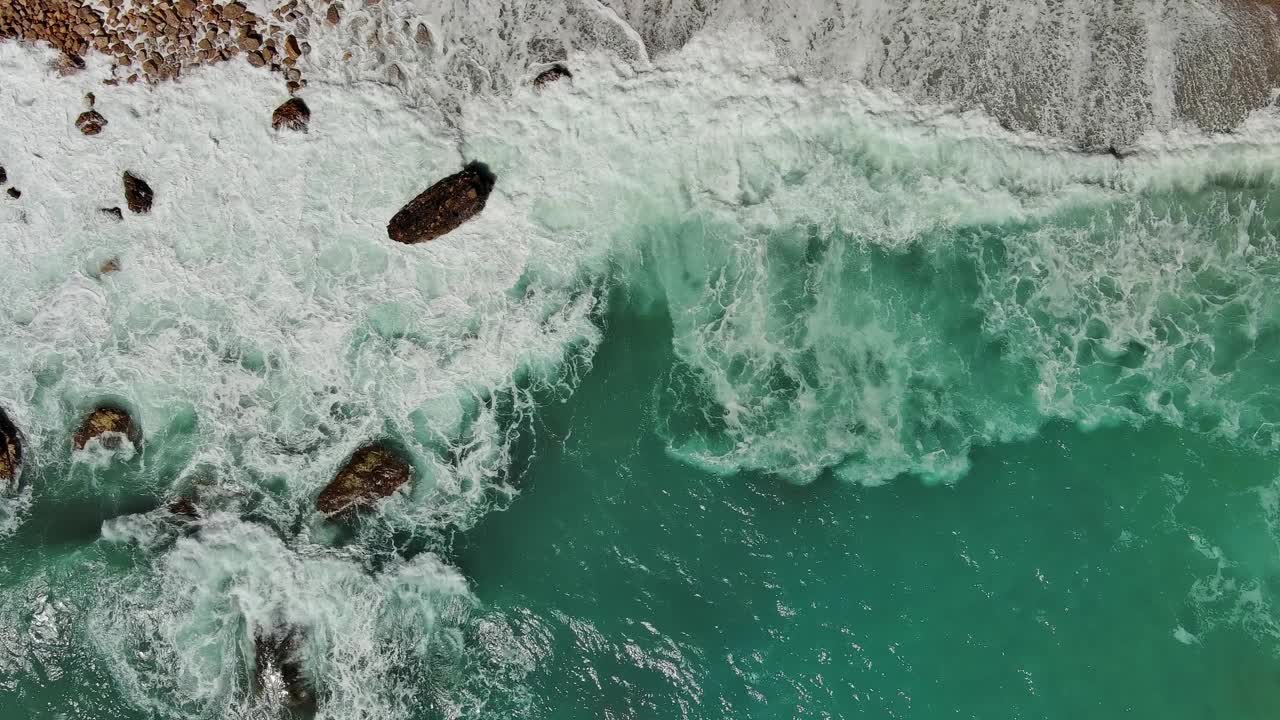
top-left (2, 14), bottom-right (1280, 720)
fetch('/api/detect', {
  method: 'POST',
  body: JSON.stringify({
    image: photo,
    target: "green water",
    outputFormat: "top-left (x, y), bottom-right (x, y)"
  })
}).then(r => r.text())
top-left (456, 288), bottom-right (1280, 719)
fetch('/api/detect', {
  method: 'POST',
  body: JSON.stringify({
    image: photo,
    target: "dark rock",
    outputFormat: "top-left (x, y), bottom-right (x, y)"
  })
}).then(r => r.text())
top-left (76, 109), bottom-right (108, 135)
top-left (6, 187), bottom-right (19, 199)
top-left (73, 406), bottom-right (141, 450)
top-left (0, 407), bottom-right (22, 490)
top-left (254, 626), bottom-right (316, 712)
top-left (168, 496), bottom-right (198, 518)
top-left (100, 206), bottom-right (123, 220)
top-left (386, 162), bottom-right (495, 244)
top-left (0, 167), bottom-right (6, 185)
top-left (533, 64), bottom-right (572, 88)
top-left (316, 443), bottom-right (412, 514)
top-left (122, 171), bottom-right (153, 213)
top-left (98, 257), bottom-right (121, 275)
top-left (271, 97), bottom-right (310, 132)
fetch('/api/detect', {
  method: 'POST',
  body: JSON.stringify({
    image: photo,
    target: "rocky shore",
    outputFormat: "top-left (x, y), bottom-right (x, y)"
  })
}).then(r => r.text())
top-left (0, 0), bottom-right (311, 91)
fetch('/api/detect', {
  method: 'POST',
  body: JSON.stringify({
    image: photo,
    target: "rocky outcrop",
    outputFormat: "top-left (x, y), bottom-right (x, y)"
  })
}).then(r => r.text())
top-left (0, 407), bottom-right (22, 490)
top-left (122, 171), bottom-right (153, 214)
top-left (73, 406), bottom-right (140, 450)
top-left (0, 166), bottom-right (6, 184)
top-left (316, 443), bottom-right (412, 514)
top-left (386, 162), bottom-right (495, 244)
top-left (534, 64), bottom-right (571, 88)
top-left (254, 626), bottom-right (315, 712)
top-left (6, 188), bottom-right (19, 199)
top-left (76, 109), bottom-right (107, 135)
top-left (271, 97), bottom-right (309, 131)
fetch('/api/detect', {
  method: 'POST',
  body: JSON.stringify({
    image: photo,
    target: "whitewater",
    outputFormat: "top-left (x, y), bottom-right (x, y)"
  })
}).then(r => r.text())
top-left (3, 3), bottom-right (1280, 718)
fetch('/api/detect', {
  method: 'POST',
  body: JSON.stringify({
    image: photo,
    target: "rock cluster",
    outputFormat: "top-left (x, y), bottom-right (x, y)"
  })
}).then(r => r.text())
top-left (0, 407), bottom-right (22, 489)
top-left (0, 0), bottom-right (311, 91)
top-left (271, 97), bottom-right (309, 131)
top-left (386, 162), bottom-right (496, 244)
top-left (315, 443), bottom-right (412, 514)
top-left (122, 171), bottom-right (154, 213)
top-left (73, 406), bottom-right (141, 450)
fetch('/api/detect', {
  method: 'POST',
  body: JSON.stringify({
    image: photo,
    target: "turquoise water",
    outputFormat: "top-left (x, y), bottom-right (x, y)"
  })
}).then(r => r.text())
top-left (4, 35), bottom-right (1280, 719)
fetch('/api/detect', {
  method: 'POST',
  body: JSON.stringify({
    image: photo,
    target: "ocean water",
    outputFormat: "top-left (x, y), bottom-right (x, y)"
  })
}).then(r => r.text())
top-left (3, 7), bottom-right (1280, 719)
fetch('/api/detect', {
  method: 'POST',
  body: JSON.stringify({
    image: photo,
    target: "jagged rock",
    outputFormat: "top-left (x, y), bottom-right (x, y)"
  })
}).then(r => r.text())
top-left (254, 626), bottom-right (316, 712)
top-left (6, 188), bottom-right (19, 199)
top-left (0, 167), bottom-right (6, 184)
top-left (100, 206), bottom-right (123, 220)
top-left (73, 406), bottom-right (141, 450)
top-left (533, 64), bottom-right (572, 88)
top-left (326, 4), bottom-right (340, 25)
top-left (316, 443), bottom-right (412, 514)
top-left (76, 109), bottom-right (108, 135)
top-left (168, 496), bottom-right (198, 518)
top-left (271, 97), bottom-right (309, 131)
top-left (122, 171), bottom-right (153, 213)
top-left (0, 407), bottom-right (22, 490)
top-left (386, 162), bottom-right (495, 244)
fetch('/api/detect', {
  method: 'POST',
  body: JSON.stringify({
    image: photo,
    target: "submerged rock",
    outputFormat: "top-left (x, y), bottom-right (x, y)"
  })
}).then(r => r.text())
top-left (272, 97), bottom-right (310, 132)
top-left (386, 161), bottom-right (495, 244)
top-left (73, 406), bottom-right (141, 450)
top-left (316, 443), bottom-right (412, 514)
top-left (254, 626), bottom-right (316, 712)
top-left (75, 109), bottom-right (108, 135)
top-left (533, 64), bottom-right (572, 88)
top-left (0, 407), bottom-right (22, 490)
top-left (122, 171), bottom-right (153, 214)
top-left (168, 496), bottom-right (199, 518)
top-left (100, 206), bottom-right (123, 220)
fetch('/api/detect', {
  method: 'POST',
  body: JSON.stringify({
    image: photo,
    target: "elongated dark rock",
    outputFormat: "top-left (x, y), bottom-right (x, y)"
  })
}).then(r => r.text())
top-left (316, 443), bottom-right (412, 514)
top-left (254, 626), bottom-right (316, 712)
top-left (533, 64), bottom-right (571, 88)
top-left (386, 161), bottom-right (495, 244)
top-left (122, 171), bottom-right (153, 214)
top-left (73, 406), bottom-right (141, 450)
top-left (0, 407), bottom-right (22, 489)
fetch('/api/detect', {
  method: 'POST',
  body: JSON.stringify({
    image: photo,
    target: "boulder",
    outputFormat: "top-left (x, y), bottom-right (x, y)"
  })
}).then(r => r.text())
top-left (386, 162), bottom-right (495, 244)
top-left (73, 406), bottom-right (141, 450)
top-left (100, 206), bottom-right (123, 220)
top-left (271, 97), bottom-right (309, 131)
top-left (122, 171), bottom-right (153, 213)
top-left (316, 443), bottom-right (412, 514)
top-left (0, 407), bottom-right (22, 490)
top-left (254, 626), bottom-right (315, 712)
top-left (76, 109), bottom-right (108, 135)
top-left (6, 188), bottom-right (19, 199)
top-left (533, 64), bottom-right (571, 88)
top-left (0, 166), bottom-right (6, 184)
